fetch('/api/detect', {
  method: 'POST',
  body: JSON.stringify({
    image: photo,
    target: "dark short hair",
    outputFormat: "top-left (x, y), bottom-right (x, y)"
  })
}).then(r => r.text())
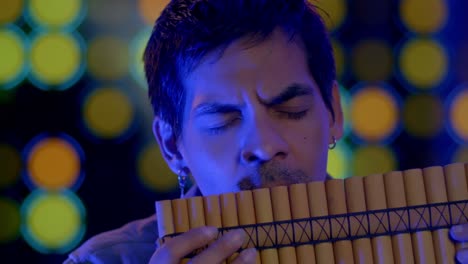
top-left (144, 0), bottom-right (336, 139)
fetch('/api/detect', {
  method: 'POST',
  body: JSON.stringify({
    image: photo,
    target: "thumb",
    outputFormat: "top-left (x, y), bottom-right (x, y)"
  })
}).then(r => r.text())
top-left (451, 224), bottom-right (468, 242)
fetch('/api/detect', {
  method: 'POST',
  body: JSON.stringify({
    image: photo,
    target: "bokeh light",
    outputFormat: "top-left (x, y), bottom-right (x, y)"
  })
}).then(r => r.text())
top-left (131, 27), bottom-right (151, 89)
top-left (453, 147), bottom-right (468, 163)
top-left (0, 197), bottom-right (21, 243)
top-left (0, 144), bottom-right (22, 189)
top-left (26, 0), bottom-right (85, 29)
top-left (87, 36), bottom-right (129, 81)
top-left (398, 38), bottom-right (448, 90)
top-left (24, 134), bottom-right (84, 191)
top-left (400, 0), bottom-right (447, 34)
top-left (350, 84), bottom-right (400, 143)
top-left (352, 39), bottom-right (393, 82)
top-left (447, 86), bottom-right (468, 144)
top-left (313, 0), bottom-right (347, 32)
top-left (0, 26), bottom-right (28, 90)
top-left (138, 0), bottom-right (170, 25)
top-left (0, 0), bottom-right (24, 25)
top-left (332, 39), bottom-right (346, 80)
top-left (403, 94), bottom-right (444, 138)
top-left (29, 31), bottom-right (85, 90)
top-left (352, 145), bottom-right (398, 177)
top-left (87, 0), bottom-right (133, 28)
top-left (21, 190), bottom-right (86, 254)
top-left (327, 140), bottom-right (352, 179)
top-left (82, 87), bottom-right (136, 140)
top-left (137, 143), bottom-right (178, 192)
top-left (339, 84), bottom-right (351, 137)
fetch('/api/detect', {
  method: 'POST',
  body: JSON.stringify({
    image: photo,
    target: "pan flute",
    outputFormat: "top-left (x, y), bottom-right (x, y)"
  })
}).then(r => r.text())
top-left (155, 162), bottom-right (468, 263)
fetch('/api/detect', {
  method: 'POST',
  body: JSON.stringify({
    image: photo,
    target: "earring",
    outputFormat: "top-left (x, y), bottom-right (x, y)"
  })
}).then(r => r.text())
top-left (178, 169), bottom-right (187, 198)
top-left (329, 136), bottom-right (337, 150)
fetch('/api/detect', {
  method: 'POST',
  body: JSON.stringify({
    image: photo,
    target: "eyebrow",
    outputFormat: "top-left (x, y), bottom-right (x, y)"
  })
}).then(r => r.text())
top-left (193, 83), bottom-right (314, 117)
top-left (260, 83), bottom-right (314, 107)
top-left (193, 103), bottom-right (240, 117)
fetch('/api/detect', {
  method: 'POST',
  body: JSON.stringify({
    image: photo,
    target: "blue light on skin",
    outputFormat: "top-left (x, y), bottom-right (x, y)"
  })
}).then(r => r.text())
top-left (153, 29), bottom-right (344, 196)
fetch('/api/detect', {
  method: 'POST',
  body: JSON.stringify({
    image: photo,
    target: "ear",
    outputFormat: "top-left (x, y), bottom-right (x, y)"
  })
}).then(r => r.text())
top-left (329, 80), bottom-right (344, 142)
top-left (152, 117), bottom-right (185, 174)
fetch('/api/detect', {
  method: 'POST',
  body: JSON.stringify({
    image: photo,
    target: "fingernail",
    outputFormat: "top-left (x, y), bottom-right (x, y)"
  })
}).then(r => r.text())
top-left (241, 248), bottom-right (258, 262)
top-left (451, 225), bottom-right (464, 238)
top-left (204, 226), bottom-right (219, 238)
top-left (457, 250), bottom-right (468, 263)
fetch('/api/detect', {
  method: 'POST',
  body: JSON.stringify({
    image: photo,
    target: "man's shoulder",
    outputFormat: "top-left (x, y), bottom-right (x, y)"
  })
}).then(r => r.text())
top-left (64, 214), bottom-right (158, 264)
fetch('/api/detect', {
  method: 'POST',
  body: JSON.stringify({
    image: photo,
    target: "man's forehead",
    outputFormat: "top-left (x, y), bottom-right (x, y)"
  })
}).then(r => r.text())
top-left (188, 30), bottom-right (301, 77)
top-left (182, 30), bottom-right (313, 109)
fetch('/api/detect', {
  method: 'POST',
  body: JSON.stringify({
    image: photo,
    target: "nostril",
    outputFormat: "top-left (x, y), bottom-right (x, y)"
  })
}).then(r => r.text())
top-left (247, 155), bottom-right (259, 163)
top-left (242, 152), bottom-right (260, 165)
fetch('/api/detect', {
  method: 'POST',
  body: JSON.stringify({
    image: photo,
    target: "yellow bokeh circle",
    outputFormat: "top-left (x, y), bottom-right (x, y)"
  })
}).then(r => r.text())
top-left (327, 141), bottom-right (352, 179)
top-left (352, 39), bottom-right (393, 82)
top-left (21, 190), bottom-right (85, 253)
top-left (138, 0), bottom-right (170, 25)
top-left (448, 87), bottom-right (468, 143)
top-left (0, 27), bottom-right (28, 89)
top-left (403, 94), bottom-right (443, 138)
top-left (137, 143), bottom-right (178, 192)
top-left (352, 145), bottom-right (397, 177)
top-left (400, 0), bottom-right (447, 34)
top-left (350, 85), bottom-right (400, 142)
top-left (30, 32), bottom-right (84, 90)
top-left (399, 38), bottom-right (448, 89)
top-left (27, 0), bottom-right (85, 29)
top-left (312, 0), bottom-right (347, 31)
top-left (26, 136), bottom-right (82, 190)
top-left (83, 87), bottom-right (135, 139)
top-left (87, 36), bottom-right (129, 80)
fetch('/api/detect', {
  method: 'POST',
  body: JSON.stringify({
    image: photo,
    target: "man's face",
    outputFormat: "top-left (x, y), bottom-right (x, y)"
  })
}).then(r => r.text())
top-left (176, 30), bottom-right (342, 196)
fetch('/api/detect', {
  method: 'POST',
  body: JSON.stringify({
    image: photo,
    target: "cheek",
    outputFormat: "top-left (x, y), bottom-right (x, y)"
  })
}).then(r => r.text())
top-left (287, 117), bottom-right (330, 159)
top-left (181, 132), bottom-right (238, 175)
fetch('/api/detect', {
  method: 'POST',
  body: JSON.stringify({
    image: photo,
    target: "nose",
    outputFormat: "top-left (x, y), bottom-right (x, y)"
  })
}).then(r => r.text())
top-left (240, 116), bottom-right (289, 166)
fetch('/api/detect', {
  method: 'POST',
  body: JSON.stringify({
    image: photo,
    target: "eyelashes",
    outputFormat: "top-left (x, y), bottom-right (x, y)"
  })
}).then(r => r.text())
top-left (279, 110), bottom-right (308, 120)
top-left (206, 110), bottom-right (309, 135)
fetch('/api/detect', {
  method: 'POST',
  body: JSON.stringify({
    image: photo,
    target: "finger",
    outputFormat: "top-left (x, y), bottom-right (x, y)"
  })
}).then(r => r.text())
top-left (150, 226), bottom-right (219, 264)
top-left (457, 247), bottom-right (468, 264)
top-left (451, 224), bottom-right (468, 242)
top-left (190, 229), bottom-right (246, 263)
top-left (230, 248), bottom-right (259, 264)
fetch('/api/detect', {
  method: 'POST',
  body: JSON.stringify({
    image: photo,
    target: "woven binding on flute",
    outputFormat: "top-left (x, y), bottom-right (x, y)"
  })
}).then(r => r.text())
top-left (156, 162), bottom-right (468, 262)
top-left (161, 199), bottom-right (468, 256)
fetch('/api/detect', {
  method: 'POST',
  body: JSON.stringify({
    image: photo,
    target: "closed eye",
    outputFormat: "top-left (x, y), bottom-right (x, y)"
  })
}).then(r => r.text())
top-left (277, 109), bottom-right (309, 120)
top-left (208, 118), bottom-right (241, 134)
top-left (201, 115), bottom-right (242, 135)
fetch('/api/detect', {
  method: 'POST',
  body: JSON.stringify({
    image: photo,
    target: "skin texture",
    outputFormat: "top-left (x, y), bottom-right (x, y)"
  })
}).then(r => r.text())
top-left (149, 29), bottom-right (343, 263)
top-left (149, 27), bottom-right (468, 264)
top-left (155, 29), bottom-right (343, 195)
